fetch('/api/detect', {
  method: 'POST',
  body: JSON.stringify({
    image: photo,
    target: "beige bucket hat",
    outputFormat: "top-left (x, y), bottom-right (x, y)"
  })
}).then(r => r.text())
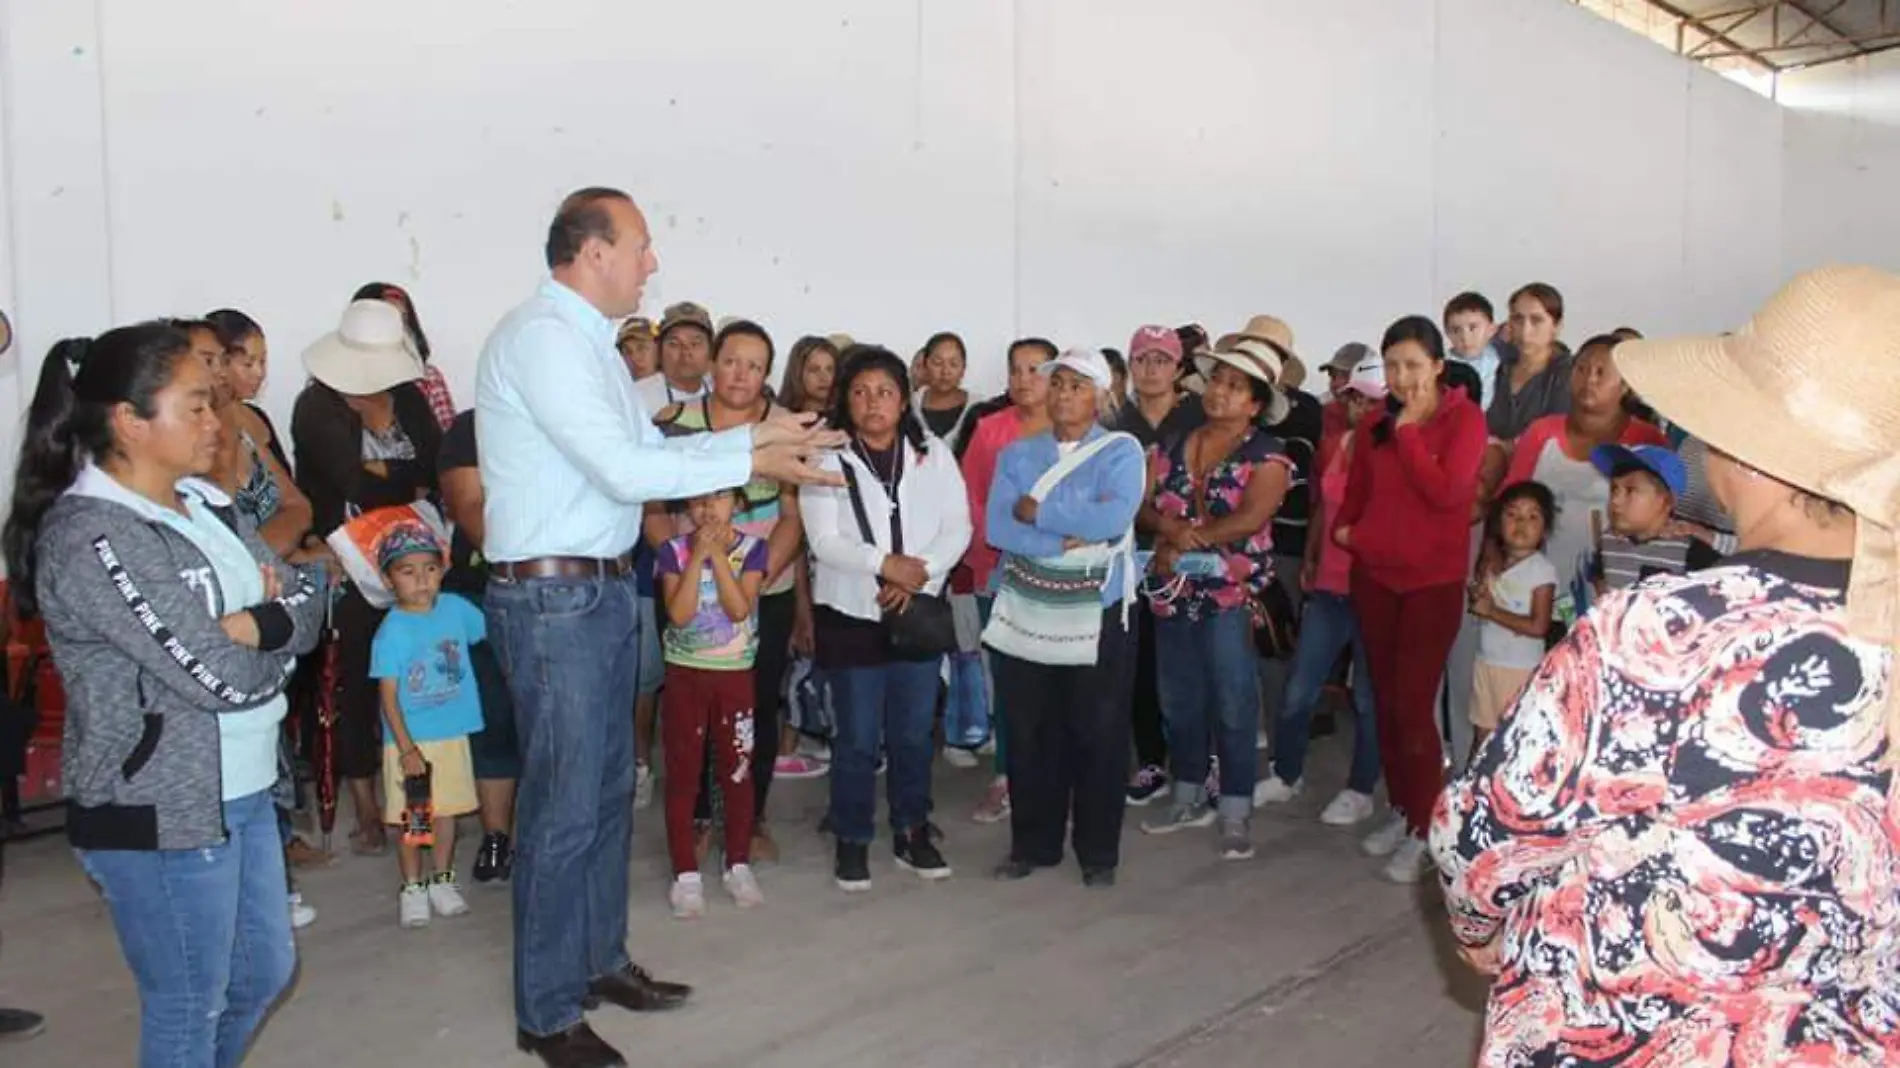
top-left (1197, 336), bottom-right (1291, 425)
top-left (302, 300), bottom-right (425, 396)
top-left (1615, 264), bottom-right (1900, 740)
top-left (1215, 315), bottom-right (1308, 392)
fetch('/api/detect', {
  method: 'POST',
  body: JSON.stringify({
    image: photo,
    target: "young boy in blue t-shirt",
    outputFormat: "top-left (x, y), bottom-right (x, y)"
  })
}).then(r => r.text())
top-left (369, 522), bottom-right (486, 930)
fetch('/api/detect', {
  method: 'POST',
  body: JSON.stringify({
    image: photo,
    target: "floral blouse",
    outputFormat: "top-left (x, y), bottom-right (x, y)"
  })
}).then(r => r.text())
top-left (1145, 427), bottom-right (1291, 621)
top-left (1430, 552), bottom-right (1900, 1066)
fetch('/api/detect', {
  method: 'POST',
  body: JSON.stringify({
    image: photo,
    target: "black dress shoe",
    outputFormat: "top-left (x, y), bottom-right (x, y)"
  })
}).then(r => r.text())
top-left (516, 1021), bottom-right (626, 1068)
top-left (991, 858), bottom-right (1038, 881)
top-left (1082, 867), bottom-right (1117, 888)
top-left (0, 1007), bottom-right (45, 1042)
top-left (583, 964), bottom-right (692, 1013)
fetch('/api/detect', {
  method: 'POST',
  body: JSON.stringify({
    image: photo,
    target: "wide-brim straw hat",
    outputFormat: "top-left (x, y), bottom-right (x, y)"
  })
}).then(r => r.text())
top-left (1196, 336), bottom-right (1290, 425)
top-left (1615, 264), bottom-right (1900, 742)
top-left (303, 300), bottom-right (425, 396)
top-left (1214, 314), bottom-right (1308, 392)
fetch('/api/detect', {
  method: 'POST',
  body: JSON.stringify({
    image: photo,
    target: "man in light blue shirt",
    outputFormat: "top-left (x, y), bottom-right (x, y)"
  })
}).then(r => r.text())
top-left (476, 186), bottom-right (839, 1068)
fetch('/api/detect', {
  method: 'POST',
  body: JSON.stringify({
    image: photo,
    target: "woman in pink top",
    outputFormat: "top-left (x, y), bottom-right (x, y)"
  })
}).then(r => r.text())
top-left (958, 338), bottom-right (1054, 823)
top-left (1255, 353), bottom-right (1384, 828)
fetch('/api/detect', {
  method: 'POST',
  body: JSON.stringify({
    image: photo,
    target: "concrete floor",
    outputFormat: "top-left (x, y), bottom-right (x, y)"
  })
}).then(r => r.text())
top-left (0, 736), bottom-right (1487, 1068)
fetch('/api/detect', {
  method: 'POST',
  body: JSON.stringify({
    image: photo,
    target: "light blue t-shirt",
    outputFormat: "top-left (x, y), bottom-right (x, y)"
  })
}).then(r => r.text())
top-left (369, 593), bottom-right (488, 743)
top-left (1453, 343), bottom-right (1502, 408)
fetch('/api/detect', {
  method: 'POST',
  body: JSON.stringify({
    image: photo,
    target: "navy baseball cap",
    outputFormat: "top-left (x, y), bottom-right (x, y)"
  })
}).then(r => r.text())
top-left (1591, 444), bottom-right (1686, 498)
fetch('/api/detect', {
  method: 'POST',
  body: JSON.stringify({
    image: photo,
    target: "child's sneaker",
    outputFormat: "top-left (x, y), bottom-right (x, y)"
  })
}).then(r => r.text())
top-left (723, 864), bottom-right (765, 908)
top-left (398, 883), bottom-right (431, 929)
top-left (428, 872), bottom-right (469, 918)
top-left (1382, 837), bottom-right (1430, 884)
top-left (670, 873), bottom-right (707, 919)
top-left (288, 891), bottom-right (317, 930)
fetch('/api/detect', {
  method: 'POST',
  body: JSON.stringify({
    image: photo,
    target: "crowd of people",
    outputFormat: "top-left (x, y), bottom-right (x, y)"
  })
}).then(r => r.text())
top-left (2, 181), bottom-right (1898, 1068)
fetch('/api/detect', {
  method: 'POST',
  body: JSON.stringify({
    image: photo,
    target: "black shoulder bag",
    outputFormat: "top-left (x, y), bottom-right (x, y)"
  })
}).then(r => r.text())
top-left (842, 455), bottom-right (957, 659)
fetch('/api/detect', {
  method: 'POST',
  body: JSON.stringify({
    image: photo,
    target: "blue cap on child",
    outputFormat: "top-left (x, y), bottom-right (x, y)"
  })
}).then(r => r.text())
top-left (377, 521), bottom-right (444, 572)
top-left (1590, 444), bottom-right (1687, 498)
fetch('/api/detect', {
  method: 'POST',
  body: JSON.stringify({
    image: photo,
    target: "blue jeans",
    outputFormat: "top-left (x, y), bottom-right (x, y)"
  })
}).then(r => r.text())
top-left (1271, 591), bottom-right (1380, 792)
top-left (828, 657), bottom-right (942, 844)
top-left (1156, 608), bottom-right (1259, 806)
top-left (76, 789), bottom-right (296, 1068)
top-left (486, 573), bottom-right (640, 1037)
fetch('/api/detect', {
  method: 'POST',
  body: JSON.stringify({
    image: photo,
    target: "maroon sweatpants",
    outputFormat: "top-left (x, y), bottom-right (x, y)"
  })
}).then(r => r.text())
top-left (1350, 573), bottom-right (1465, 837)
top-left (661, 664), bottom-right (756, 875)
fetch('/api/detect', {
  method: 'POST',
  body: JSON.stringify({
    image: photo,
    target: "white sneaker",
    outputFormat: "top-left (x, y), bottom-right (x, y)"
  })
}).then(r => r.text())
top-left (723, 864), bottom-right (765, 908)
top-left (1255, 727), bottom-right (1271, 750)
top-left (399, 884), bottom-right (431, 929)
top-left (976, 736), bottom-right (996, 757)
top-left (942, 747), bottom-right (979, 770)
top-left (633, 762), bottom-right (654, 810)
top-left (427, 876), bottom-right (470, 918)
top-left (1319, 789), bottom-right (1376, 827)
top-left (1382, 837), bottom-right (1430, 884)
top-left (1361, 814), bottom-right (1410, 857)
top-left (288, 892), bottom-right (317, 930)
top-left (670, 873), bottom-right (706, 919)
top-left (1251, 776), bottom-right (1302, 808)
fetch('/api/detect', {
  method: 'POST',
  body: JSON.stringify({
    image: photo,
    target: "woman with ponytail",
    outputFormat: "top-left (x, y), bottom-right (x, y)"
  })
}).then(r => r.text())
top-left (4, 322), bottom-right (324, 1068)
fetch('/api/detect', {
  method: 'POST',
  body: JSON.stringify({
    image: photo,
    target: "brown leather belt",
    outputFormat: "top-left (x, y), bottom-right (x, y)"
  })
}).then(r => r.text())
top-left (492, 554), bottom-right (635, 582)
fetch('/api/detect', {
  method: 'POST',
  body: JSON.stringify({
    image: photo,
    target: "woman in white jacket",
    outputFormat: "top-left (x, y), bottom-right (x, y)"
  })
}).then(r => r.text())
top-left (801, 347), bottom-right (972, 893)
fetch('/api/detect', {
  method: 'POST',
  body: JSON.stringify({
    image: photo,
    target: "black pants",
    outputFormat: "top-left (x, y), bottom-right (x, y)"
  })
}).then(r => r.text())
top-left (993, 609), bottom-right (1135, 871)
top-left (695, 589), bottom-right (796, 823)
top-left (1130, 599), bottom-right (1168, 770)
top-left (332, 587), bottom-right (387, 780)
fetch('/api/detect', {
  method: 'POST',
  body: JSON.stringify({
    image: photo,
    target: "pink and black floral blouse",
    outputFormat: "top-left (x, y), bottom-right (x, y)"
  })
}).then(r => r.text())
top-left (1431, 551), bottom-right (1900, 1066)
top-left (1145, 427), bottom-right (1291, 621)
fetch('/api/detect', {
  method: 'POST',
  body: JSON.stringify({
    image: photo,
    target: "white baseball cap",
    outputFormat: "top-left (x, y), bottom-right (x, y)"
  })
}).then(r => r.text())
top-left (1343, 353), bottom-right (1387, 400)
top-left (1038, 348), bottom-right (1114, 391)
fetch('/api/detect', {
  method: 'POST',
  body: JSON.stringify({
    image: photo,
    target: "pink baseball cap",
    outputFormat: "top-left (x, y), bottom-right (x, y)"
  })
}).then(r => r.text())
top-left (1128, 324), bottom-right (1183, 362)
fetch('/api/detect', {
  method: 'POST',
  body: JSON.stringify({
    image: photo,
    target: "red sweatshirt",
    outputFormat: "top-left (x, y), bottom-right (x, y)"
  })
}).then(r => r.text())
top-left (1335, 386), bottom-right (1487, 592)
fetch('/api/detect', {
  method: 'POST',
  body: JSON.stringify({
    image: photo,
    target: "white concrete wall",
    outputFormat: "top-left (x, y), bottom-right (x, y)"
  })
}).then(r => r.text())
top-left (1780, 52), bottom-right (1900, 279)
top-left (0, 0), bottom-right (1867, 522)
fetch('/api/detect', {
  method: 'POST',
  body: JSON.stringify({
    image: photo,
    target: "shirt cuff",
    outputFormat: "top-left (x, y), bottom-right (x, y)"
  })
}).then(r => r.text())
top-left (249, 603), bottom-right (294, 653)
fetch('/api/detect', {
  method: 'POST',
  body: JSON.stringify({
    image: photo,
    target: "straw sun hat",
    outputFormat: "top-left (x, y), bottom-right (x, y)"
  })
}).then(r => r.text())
top-left (1197, 336), bottom-right (1291, 425)
top-left (1614, 264), bottom-right (1900, 739)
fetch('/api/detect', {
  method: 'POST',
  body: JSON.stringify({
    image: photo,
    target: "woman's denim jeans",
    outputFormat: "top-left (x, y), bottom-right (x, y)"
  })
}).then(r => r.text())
top-left (1271, 591), bottom-right (1380, 793)
top-left (76, 789), bottom-right (297, 1068)
top-left (1156, 608), bottom-right (1260, 810)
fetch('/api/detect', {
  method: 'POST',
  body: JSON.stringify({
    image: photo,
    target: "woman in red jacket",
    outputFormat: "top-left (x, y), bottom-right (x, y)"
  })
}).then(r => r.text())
top-left (1333, 316), bottom-right (1487, 883)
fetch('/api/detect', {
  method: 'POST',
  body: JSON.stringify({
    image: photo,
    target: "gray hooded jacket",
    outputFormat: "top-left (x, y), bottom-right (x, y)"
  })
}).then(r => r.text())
top-left (37, 469), bottom-right (324, 851)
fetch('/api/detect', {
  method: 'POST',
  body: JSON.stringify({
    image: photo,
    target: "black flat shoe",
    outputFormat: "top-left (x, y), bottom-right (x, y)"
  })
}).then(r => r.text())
top-left (583, 964), bottom-right (692, 1013)
top-left (991, 858), bottom-right (1038, 881)
top-left (516, 1021), bottom-right (626, 1068)
top-left (1082, 867), bottom-right (1117, 888)
top-left (0, 1007), bottom-right (45, 1042)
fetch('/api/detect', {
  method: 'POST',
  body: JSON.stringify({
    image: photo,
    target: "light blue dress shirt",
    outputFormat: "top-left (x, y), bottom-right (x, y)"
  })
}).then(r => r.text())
top-left (475, 279), bottom-right (754, 561)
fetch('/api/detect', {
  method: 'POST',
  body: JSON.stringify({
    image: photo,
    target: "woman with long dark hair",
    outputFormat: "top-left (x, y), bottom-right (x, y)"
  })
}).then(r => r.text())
top-left (4, 323), bottom-right (322, 1067)
top-left (1332, 316), bottom-right (1486, 883)
top-left (352, 282), bottom-right (455, 430)
top-left (779, 335), bottom-right (839, 416)
top-left (799, 347), bottom-right (971, 892)
top-left (292, 299), bottom-right (440, 855)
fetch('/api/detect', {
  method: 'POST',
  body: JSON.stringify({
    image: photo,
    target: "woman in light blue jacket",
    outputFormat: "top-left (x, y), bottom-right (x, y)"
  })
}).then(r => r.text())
top-left (982, 350), bottom-right (1146, 887)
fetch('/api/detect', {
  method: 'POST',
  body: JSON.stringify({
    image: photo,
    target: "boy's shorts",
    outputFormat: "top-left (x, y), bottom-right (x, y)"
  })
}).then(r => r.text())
top-left (1469, 660), bottom-right (1535, 731)
top-left (381, 737), bottom-right (479, 827)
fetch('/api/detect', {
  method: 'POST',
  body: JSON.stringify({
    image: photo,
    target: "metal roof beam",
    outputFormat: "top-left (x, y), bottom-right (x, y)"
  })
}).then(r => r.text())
top-left (1694, 30), bottom-right (1900, 58)
top-left (1645, 0), bottom-right (1782, 68)
top-left (1780, 0), bottom-right (1859, 49)
top-left (1685, 5), bottom-right (1776, 56)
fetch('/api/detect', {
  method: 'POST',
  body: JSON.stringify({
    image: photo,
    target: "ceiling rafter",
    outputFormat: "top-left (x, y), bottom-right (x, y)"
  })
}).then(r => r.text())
top-left (1575, 0), bottom-right (1900, 71)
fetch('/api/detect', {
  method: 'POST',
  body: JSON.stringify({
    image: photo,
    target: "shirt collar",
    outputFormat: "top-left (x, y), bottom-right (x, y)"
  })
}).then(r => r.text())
top-left (539, 277), bottom-right (617, 349)
top-left (67, 462), bottom-right (230, 522)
